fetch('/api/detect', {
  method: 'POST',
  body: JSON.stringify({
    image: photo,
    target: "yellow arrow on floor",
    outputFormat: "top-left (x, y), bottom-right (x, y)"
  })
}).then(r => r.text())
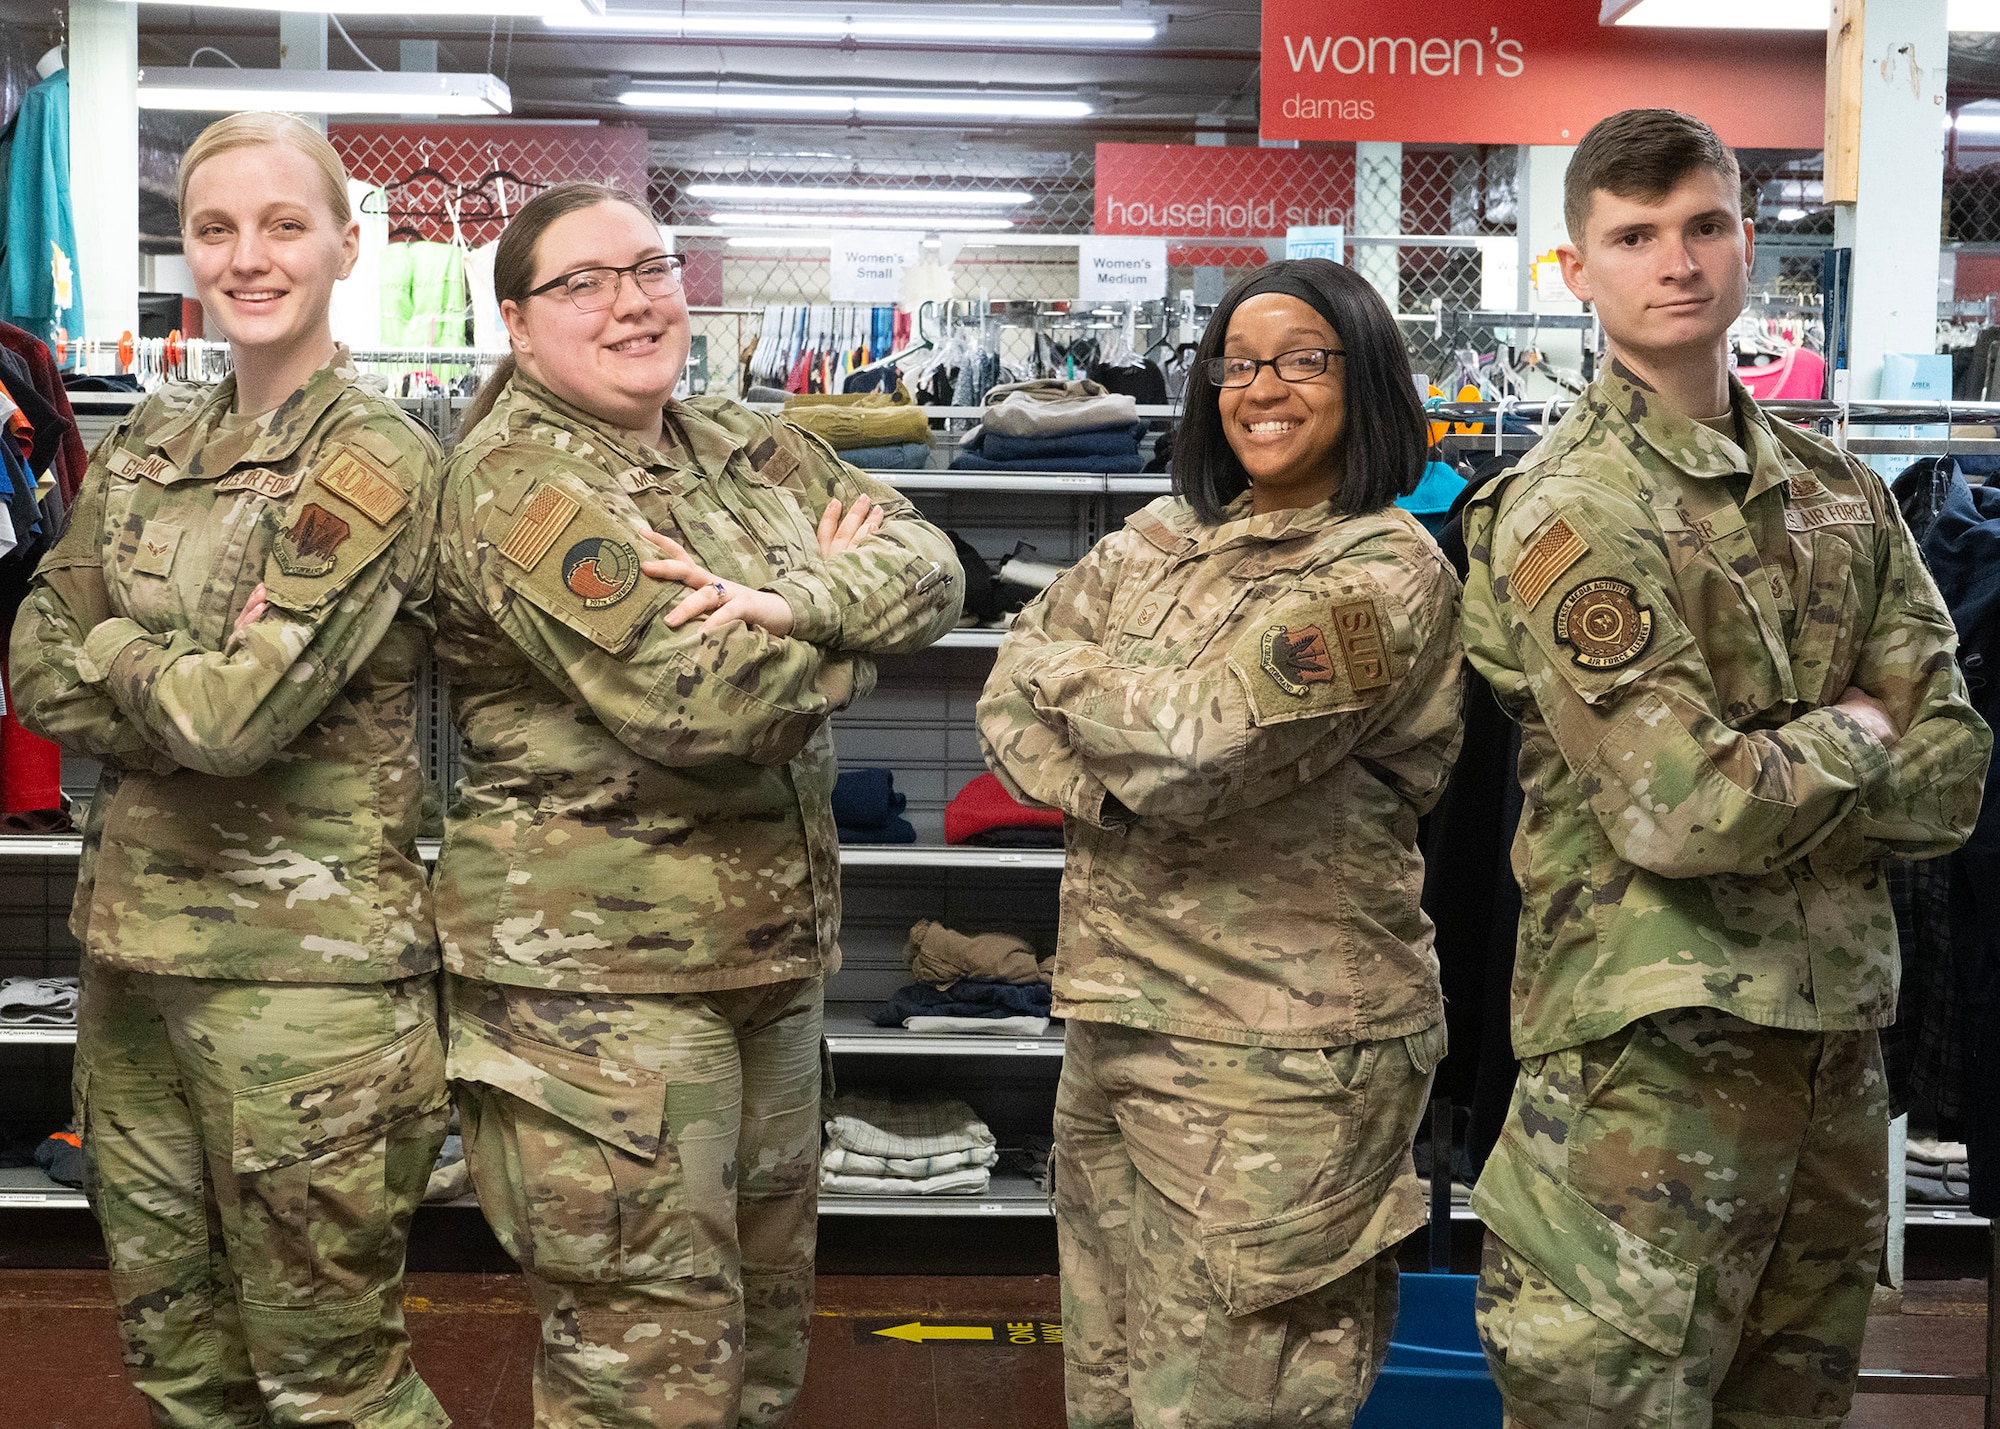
top-left (872, 1321), bottom-right (996, 1343)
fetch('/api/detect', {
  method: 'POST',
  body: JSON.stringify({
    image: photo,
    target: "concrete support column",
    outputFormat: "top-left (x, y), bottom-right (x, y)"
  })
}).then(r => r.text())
top-left (1829, 0), bottom-right (1948, 400)
top-left (1353, 141), bottom-right (1401, 313)
top-left (280, 12), bottom-right (330, 134)
top-left (69, 0), bottom-right (138, 349)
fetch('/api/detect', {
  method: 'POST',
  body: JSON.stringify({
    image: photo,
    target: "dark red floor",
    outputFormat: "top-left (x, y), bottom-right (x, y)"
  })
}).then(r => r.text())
top-left (0, 1268), bottom-right (1985, 1427)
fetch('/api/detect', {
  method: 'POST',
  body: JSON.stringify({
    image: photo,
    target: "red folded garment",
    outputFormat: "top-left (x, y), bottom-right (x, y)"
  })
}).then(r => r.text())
top-left (944, 772), bottom-right (1065, 845)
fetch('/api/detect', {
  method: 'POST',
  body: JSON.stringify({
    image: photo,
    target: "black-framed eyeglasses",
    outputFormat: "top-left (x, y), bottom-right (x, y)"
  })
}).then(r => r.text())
top-left (1204, 348), bottom-right (1345, 388)
top-left (526, 255), bottom-right (687, 312)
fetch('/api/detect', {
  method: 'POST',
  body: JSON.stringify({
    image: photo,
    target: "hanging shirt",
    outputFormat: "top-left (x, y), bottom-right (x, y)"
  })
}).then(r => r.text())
top-left (464, 242), bottom-right (503, 352)
top-left (329, 179), bottom-right (387, 350)
top-left (2, 69), bottom-right (82, 355)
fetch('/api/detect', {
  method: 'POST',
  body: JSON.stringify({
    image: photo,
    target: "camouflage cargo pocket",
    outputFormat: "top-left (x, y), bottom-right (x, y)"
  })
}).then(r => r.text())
top-left (230, 1019), bottom-right (449, 1306)
top-left (448, 1008), bottom-right (704, 1284)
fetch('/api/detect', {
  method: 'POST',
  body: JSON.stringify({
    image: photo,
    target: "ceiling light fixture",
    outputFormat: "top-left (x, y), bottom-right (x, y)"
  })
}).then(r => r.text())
top-left (1604, 0), bottom-right (2000, 28)
top-left (687, 181), bottom-right (1031, 206)
top-left (620, 90), bottom-right (1091, 119)
top-left (706, 211), bottom-right (1016, 231)
top-left (135, 0), bottom-right (599, 15)
top-left (137, 68), bottom-right (512, 114)
top-left (555, 4), bottom-right (1154, 44)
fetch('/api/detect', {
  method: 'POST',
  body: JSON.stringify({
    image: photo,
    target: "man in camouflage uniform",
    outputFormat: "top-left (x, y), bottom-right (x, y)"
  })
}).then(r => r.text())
top-left (977, 476), bottom-right (1464, 1426)
top-left (11, 347), bottom-right (450, 1427)
top-left (1461, 109), bottom-right (1992, 1426)
top-left (433, 369), bottom-right (961, 1428)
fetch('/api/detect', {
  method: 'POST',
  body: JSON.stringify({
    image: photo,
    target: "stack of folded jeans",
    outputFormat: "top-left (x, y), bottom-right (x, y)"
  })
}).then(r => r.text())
top-left (781, 387), bottom-right (934, 458)
top-left (951, 379), bottom-right (1144, 474)
top-left (833, 768), bottom-right (916, 844)
top-left (821, 1094), bottom-right (998, 1196)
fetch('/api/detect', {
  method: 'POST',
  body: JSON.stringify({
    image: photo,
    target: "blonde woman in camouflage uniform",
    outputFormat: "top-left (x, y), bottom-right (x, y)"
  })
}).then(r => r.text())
top-left (10, 113), bottom-right (449, 1427)
top-left (432, 182), bottom-right (961, 1427)
top-left (978, 258), bottom-right (1465, 1428)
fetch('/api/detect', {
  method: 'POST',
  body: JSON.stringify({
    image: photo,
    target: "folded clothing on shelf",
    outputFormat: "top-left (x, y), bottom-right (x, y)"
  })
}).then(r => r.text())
top-left (1908, 1157), bottom-right (1971, 1204)
top-left (902, 1014), bottom-right (1051, 1036)
top-left (821, 1093), bottom-right (996, 1196)
top-left (0, 975), bottom-right (77, 1026)
top-left (907, 918), bottom-right (1049, 987)
top-left (977, 379), bottom-right (1139, 438)
top-left (822, 1144), bottom-right (999, 1178)
top-left (833, 768), bottom-right (916, 845)
top-left (950, 448), bottom-right (1145, 475)
top-left (944, 772), bottom-right (1064, 847)
top-left (872, 978), bottom-right (1055, 1026)
top-left (1907, 1135), bottom-right (1969, 1166)
top-left (836, 441), bottom-right (932, 470)
top-left (35, 1128), bottom-right (81, 1188)
top-left (781, 386), bottom-right (934, 451)
top-left (959, 420), bottom-right (1149, 464)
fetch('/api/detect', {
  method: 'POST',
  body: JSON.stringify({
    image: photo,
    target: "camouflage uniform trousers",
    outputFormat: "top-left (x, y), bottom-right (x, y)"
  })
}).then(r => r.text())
top-left (446, 972), bottom-right (823, 1429)
top-left (1054, 1017), bottom-right (1446, 1429)
top-left (1473, 1007), bottom-right (1889, 1429)
top-left (73, 962), bottom-right (452, 1429)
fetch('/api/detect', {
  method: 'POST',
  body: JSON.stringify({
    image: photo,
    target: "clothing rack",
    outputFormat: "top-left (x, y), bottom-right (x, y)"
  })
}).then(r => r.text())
top-left (1425, 396), bottom-right (2000, 457)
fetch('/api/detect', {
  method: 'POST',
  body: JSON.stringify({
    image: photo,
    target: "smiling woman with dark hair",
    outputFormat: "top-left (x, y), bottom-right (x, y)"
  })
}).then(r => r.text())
top-left (976, 257), bottom-right (1467, 1428)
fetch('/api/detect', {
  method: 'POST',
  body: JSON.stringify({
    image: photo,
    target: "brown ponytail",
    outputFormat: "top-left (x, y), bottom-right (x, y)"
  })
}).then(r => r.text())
top-left (459, 180), bottom-right (660, 440)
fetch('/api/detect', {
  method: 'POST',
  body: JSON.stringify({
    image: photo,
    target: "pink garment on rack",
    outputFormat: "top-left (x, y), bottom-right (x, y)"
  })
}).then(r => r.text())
top-left (1735, 346), bottom-right (1826, 401)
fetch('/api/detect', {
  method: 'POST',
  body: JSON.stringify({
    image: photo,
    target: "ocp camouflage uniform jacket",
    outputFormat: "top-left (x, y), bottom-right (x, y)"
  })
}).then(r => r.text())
top-left (432, 374), bottom-right (961, 995)
top-left (977, 493), bottom-right (1464, 1049)
top-left (1460, 361), bottom-right (1992, 1060)
top-left (10, 347), bottom-right (443, 982)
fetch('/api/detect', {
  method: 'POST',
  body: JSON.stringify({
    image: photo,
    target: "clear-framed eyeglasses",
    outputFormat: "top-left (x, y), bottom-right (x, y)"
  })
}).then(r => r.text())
top-left (526, 255), bottom-right (687, 313)
top-left (1203, 348), bottom-right (1346, 388)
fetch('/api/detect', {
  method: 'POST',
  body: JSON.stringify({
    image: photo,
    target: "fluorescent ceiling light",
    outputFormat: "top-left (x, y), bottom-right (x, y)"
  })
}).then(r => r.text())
top-left (137, 68), bottom-right (511, 114)
top-left (136, 0), bottom-right (597, 13)
top-left (1776, 207), bottom-right (1809, 221)
top-left (687, 182), bottom-right (1031, 206)
top-left (621, 90), bottom-right (1090, 119)
top-left (554, 4), bottom-right (1154, 44)
top-left (1606, 0), bottom-right (2000, 27)
top-left (1954, 112), bottom-right (2000, 134)
top-left (707, 211), bottom-right (1015, 231)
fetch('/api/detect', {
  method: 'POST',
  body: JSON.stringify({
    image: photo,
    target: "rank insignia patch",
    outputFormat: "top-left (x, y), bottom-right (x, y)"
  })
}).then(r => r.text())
top-left (562, 537), bottom-right (640, 609)
top-left (1556, 578), bottom-right (1654, 669)
top-left (1259, 624), bottom-right (1333, 696)
top-left (273, 503), bottom-right (351, 578)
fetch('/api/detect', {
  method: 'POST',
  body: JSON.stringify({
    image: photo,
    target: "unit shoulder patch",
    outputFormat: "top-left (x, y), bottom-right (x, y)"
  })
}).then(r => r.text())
top-left (1555, 578), bottom-right (1653, 670)
top-left (1511, 516), bottom-right (1589, 610)
top-left (1258, 623), bottom-right (1333, 696)
top-left (1331, 598), bottom-right (1392, 693)
top-left (499, 485), bottom-right (581, 570)
top-left (317, 445), bottom-right (409, 526)
top-left (561, 536), bottom-right (641, 609)
top-left (274, 503), bottom-right (352, 578)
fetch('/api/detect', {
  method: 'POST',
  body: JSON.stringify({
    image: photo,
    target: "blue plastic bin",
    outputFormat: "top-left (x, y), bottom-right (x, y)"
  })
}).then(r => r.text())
top-left (1352, 1273), bottom-right (1502, 1428)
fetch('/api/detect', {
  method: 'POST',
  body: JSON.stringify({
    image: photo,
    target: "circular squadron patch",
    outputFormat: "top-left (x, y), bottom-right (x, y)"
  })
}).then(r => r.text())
top-left (561, 537), bottom-right (640, 609)
top-left (1555, 578), bottom-right (1653, 669)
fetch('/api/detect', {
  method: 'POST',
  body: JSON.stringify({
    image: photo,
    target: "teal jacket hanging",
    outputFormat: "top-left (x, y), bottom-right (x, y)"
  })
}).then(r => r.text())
top-left (3, 68), bottom-right (83, 355)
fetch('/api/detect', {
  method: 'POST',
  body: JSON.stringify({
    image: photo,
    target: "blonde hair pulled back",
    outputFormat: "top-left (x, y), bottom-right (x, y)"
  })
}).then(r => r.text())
top-left (177, 111), bottom-right (354, 229)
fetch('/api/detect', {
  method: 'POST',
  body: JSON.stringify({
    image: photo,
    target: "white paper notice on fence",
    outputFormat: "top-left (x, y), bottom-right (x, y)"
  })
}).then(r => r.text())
top-left (1078, 237), bottom-right (1168, 302)
top-left (830, 233), bottom-right (922, 303)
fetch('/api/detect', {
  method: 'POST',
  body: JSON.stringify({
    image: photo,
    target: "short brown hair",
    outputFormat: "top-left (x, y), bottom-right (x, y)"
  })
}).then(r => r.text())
top-left (178, 111), bottom-right (352, 228)
top-left (1563, 109), bottom-right (1741, 244)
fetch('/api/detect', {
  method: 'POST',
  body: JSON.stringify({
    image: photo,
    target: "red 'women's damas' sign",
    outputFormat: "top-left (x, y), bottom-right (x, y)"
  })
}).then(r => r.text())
top-left (1260, 0), bottom-right (1825, 147)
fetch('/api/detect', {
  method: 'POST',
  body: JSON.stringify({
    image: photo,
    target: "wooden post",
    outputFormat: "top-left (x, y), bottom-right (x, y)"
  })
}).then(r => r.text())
top-left (1826, 0), bottom-right (1865, 205)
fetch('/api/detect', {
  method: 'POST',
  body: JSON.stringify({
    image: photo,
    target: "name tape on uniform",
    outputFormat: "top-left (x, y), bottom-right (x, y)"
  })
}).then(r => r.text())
top-left (1785, 499), bottom-right (1873, 533)
top-left (216, 467), bottom-right (305, 500)
top-left (500, 485), bottom-right (582, 570)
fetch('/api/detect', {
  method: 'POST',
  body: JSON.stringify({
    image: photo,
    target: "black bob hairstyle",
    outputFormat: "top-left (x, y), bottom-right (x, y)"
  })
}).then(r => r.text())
top-left (1171, 258), bottom-right (1430, 525)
